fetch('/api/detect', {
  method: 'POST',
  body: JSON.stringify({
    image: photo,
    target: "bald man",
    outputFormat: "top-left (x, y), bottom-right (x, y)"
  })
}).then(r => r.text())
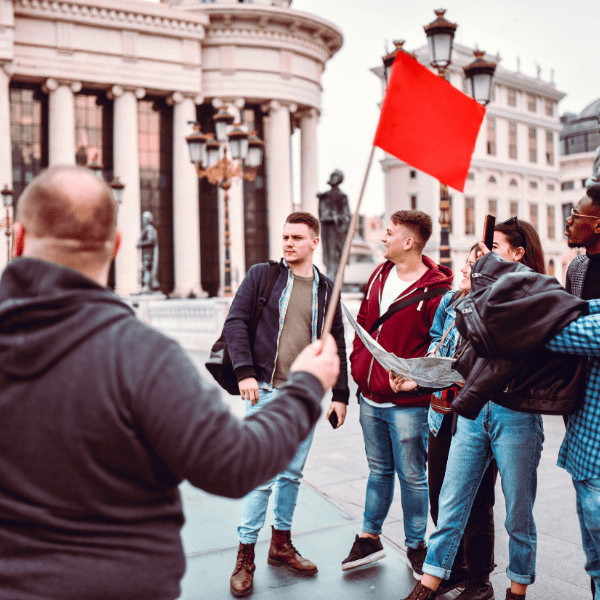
top-left (0, 166), bottom-right (340, 600)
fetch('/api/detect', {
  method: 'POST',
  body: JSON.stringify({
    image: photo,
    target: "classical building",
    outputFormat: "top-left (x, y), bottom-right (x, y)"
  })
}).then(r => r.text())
top-left (373, 44), bottom-right (571, 282)
top-left (0, 0), bottom-right (342, 296)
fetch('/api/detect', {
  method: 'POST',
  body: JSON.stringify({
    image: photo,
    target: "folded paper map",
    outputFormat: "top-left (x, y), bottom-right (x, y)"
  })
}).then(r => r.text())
top-left (343, 303), bottom-right (465, 389)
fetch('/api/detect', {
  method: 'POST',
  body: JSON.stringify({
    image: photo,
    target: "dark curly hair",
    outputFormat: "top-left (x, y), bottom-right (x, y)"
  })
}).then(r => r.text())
top-left (390, 210), bottom-right (433, 250)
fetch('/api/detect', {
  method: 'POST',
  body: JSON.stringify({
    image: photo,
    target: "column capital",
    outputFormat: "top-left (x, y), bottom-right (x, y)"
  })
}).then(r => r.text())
top-left (107, 86), bottom-right (145, 100)
top-left (41, 79), bottom-right (82, 94)
top-left (166, 91), bottom-right (184, 106)
top-left (1, 62), bottom-right (14, 77)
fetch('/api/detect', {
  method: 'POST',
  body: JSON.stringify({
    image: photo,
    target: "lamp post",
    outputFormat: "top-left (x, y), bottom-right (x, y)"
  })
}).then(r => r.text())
top-left (1, 185), bottom-right (13, 264)
top-left (110, 177), bottom-right (125, 206)
top-left (186, 109), bottom-right (265, 296)
top-left (381, 10), bottom-right (496, 271)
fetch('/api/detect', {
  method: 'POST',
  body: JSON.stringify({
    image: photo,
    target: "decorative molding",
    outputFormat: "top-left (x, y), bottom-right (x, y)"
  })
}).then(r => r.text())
top-left (40, 77), bottom-right (81, 93)
top-left (166, 91), bottom-right (184, 106)
top-left (122, 30), bottom-right (138, 61)
top-left (14, 0), bottom-right (208, 40)
top-left (106, 85), bottom-right (144, 100)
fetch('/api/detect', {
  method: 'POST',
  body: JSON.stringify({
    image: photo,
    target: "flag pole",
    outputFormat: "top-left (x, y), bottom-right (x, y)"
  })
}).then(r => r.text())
top-left (321, 145), bottom-right (376, 338)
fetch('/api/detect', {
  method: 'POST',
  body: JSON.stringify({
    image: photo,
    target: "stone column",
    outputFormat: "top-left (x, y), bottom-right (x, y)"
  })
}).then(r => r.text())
top-left (44, 78), bottom-right (80, 165)
top-left (266, 100), bottom-right (293, 260)
top-left (111, 85), bottom-right (144, 296)
top-left (170, 91), bottom-right (205, 297)
top-left (299, 107), bottom-right (323, 269)
top-left (0, 65), bottom-right (12, 270)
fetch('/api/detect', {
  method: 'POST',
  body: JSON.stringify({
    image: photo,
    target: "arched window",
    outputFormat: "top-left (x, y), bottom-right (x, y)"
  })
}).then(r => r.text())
top-left (488, 176), bottom-right (497, 184)
top-left (548, 259), bottom-right (555, 277)
top-left (509, 178), bottom-right (518, 187)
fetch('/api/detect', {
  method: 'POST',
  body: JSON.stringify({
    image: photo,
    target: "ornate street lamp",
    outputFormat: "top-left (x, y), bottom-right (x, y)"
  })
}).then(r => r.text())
top-left (463, 50), bottom-right (497, 107)
top-left (1, 185), bottom-right (13, 263)
top-left (88, 155), bottom-right (104, 179)
top-left (424, 9), bottom-right (458, 271)
top-left (186, 111), bottom-right (265, 296)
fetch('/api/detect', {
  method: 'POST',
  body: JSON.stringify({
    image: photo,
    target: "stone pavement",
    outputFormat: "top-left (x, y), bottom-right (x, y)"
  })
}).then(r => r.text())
top-left (181, 350), bottom-right (590, 599)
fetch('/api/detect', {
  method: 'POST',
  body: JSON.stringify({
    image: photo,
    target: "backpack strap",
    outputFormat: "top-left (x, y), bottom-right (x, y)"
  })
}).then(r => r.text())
top-left (369, 287), bottom-right (448, 335)
top-left (251, 260), bottom-right (280, 330)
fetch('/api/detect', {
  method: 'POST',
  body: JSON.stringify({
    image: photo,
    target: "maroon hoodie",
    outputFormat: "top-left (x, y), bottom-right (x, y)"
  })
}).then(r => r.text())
top-left (350, 256), bottom-right (453, 406)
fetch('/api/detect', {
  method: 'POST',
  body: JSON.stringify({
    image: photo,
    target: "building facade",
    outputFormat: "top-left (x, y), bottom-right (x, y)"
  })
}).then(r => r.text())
top-left (374, 44), bottom-right (570, 283)
top-left (1, 0), bottom-right (342, 296)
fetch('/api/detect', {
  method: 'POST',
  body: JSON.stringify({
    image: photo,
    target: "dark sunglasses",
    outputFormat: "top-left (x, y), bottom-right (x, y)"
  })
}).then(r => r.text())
top-left (502, 216), bottom-right (526, 250)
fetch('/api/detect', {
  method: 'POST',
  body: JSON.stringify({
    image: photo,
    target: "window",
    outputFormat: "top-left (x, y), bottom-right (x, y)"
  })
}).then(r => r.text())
top-left (548, 259), bottom-right (555, 276)
top-left (508, 121), bottom-right (518, 159)
top-left (487, 117), bottom-right (496, 155)
top-left (488, 199), bottom-right (497, 217)
top-left (547, 183), bottom-right (555, 191)
top-left (547, 205), bottom-right (555, 239)
top-left (467, 172), bottom-right (475, 180)
top-left (527, 94), bottom-right (537, 112)
top-left (529, 127), bottom-right (537, 162)
top-left (488, 176), bottom-right (497, 184)
top-left (510, 201), bottom-right (519, 217)
top-left (465, 196), bottom-right (475, 235)
top-left (529, 181), bottom-right (538, 189)
top-left (509, 178), bottom-right (518, 187)
top-left (546, 130), bottom-right (554, 165)
top-left (507, 88), bottom-right (517, 107)
top-left (74, 92), bottom-right (113, 177)
top-left (410, 169), bottom-right (417, 179)
top-left (10, 84), bottom-right (48, 206)
top-left (410, 195), bottom-right (417, 210)
top-left (561, 181), bottom-right (574, 191)
top-left (545, 100), bottom-right (554, 117)
top-left (530, 203), bottom-right (538, 230)
top-left (582, 179), bottom-right (588, 188)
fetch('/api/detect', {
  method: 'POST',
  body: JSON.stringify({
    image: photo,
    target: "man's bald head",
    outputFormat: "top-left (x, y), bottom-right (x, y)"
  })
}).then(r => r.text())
top-left (15, 166), bottom-right (119, 281)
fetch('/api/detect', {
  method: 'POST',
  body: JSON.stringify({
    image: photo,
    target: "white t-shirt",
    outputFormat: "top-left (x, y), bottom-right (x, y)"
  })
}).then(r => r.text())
top-left (362, 268), bottom-right (417, 409)
top-left (379, 268), bottom-right (417, 315)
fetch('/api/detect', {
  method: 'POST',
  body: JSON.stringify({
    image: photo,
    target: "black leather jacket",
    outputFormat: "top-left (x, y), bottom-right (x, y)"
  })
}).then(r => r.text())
top-left (450, 253), bottom-right (588, 419)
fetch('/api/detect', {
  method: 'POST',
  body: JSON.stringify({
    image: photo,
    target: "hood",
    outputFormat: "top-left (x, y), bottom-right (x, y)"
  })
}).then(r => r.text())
top-left (0, 258), bottom-right (134, 378)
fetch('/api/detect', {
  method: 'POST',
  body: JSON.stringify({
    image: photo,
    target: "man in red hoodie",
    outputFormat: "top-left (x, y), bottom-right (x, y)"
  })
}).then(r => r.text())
top-left (342, 210), bottom-right (453, 579)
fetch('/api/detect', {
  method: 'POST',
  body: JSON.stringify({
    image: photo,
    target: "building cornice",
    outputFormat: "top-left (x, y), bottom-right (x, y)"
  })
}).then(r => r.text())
top-left (485, 106), bottom-right (563, 131)
top-left (179, 3), bottom-right (342, 62)
top-left (14, 0), bottom-right (209, 40)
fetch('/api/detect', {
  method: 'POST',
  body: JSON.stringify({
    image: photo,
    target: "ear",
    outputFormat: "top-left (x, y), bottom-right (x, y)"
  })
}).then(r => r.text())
top-left (513, 246), bottom-right (526, 262)
top-left (112, 229), bottom-right (121, 259)
top-left (12, 223), bottom-right (25, 257)
top-left (311, 235), bottom-right (319, 250)
top-left (405, 236), bottom-right (415, 250)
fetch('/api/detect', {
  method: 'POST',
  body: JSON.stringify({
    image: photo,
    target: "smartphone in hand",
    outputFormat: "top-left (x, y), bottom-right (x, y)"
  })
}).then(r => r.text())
top-left (483, 214), bottom-right (496, 251)
top-left (328, 411), bottom-right (339, 429)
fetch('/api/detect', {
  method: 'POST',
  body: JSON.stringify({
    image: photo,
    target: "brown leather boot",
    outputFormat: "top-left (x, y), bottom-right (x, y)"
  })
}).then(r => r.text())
top-left (230, 543), bottom-right (255, 597)
top-left (267, 526), bottom-right (318, 575)
top-left (506, 589), bottom-right (526, 600)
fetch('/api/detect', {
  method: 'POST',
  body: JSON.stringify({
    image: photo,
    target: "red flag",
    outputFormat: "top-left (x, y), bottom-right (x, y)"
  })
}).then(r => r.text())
top-left (373, 51), bottom-right (485, 192)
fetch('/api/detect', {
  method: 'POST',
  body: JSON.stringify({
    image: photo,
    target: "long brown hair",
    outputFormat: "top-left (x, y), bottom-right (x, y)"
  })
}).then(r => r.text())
top-left (495, 218), bottom-right (546, 274)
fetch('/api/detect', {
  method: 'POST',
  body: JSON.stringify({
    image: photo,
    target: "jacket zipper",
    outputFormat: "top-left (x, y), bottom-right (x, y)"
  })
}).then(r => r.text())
top-left (269, 269), bottom-right (292, 387)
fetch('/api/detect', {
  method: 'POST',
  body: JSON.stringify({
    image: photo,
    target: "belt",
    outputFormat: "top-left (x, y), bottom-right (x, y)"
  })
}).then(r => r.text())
top-left (431, 386), bottom-right (457, 414)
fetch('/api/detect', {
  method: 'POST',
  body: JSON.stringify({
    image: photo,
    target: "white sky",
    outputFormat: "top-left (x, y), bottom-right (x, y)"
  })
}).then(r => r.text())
top-left (147, 0), bottom-right (600, 216)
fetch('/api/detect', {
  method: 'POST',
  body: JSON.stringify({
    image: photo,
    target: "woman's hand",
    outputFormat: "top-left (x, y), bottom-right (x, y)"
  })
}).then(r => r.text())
top-left (389, 372), bottom-right (418, 393)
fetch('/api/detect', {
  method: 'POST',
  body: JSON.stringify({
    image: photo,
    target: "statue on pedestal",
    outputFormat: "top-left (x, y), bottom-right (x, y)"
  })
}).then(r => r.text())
top-left (137, 211), bottom-right (160, 294)
top-left (317, 170), bottom-right (351, 278)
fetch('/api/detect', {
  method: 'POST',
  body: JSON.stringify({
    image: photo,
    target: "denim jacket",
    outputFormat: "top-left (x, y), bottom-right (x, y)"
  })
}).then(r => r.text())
top-left (427, 290), bottom-right (461, 435)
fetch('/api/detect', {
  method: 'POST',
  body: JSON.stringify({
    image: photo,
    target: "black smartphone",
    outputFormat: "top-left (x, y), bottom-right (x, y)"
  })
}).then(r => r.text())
top-left (483, 214), bottom-right (496, 252)
top-left (328, 411), bottom-right (339, 429)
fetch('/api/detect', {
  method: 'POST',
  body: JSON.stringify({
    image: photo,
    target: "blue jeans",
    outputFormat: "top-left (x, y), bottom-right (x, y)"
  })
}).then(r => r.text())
top-left (237, 389), bottom-right (315, 544)
top-left (359, 397), bottom-right (429, 549)
top-left (423, 402), bottom-right (544, 585)
top-left (573, 478), bottom-right (600, 590)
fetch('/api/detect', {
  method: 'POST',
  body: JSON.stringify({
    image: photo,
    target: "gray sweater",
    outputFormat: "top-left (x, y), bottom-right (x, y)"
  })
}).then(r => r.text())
top-left (0, 258), bottom-right (324, 600)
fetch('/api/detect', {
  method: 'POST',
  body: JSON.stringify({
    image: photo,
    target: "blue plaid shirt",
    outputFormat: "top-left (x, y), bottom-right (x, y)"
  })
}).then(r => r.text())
top-left (546, 298), bottom-right (600, 481)
top-left (259, 259), bottom-right (319, 391)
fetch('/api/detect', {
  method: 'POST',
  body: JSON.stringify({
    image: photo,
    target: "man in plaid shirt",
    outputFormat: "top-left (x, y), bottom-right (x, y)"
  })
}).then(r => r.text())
top-left (547, 298), bottom-right (600, 596)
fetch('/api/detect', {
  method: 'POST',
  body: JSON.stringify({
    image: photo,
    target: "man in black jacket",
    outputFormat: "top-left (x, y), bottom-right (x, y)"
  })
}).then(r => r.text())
top-left (224, 211), bottom-right (349, 597)
top-left (0, 166), bottom-right (340, 600)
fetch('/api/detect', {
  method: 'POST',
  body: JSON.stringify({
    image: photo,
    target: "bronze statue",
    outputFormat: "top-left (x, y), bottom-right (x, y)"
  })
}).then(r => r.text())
top-left (317, 170), bottom-right (351, 278)
top-left (586, 110), bottom-right (600, 193)
top-left (137, 211), bottom-right (160, 294)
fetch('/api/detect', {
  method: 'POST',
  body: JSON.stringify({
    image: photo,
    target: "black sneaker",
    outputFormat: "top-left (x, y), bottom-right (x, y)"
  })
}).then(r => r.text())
top-left (406, 543), bottom-right (427, 580)
top-left (436, 568), bottom-right (468, 596)
top-left (341, 534), bottom-right (387, 571)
